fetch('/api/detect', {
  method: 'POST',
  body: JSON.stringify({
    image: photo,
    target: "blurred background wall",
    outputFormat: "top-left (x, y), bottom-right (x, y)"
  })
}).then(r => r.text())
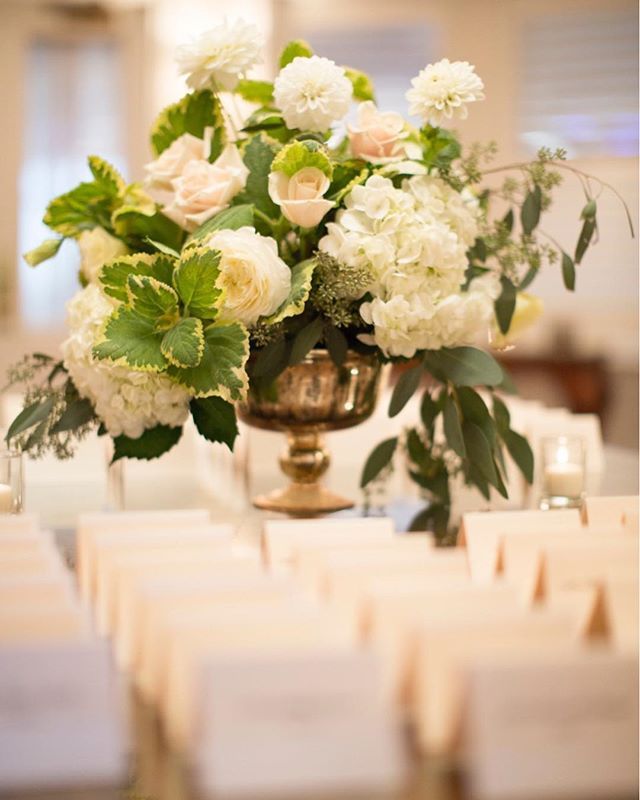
top-left (0, 0), bottom-right (637, 447)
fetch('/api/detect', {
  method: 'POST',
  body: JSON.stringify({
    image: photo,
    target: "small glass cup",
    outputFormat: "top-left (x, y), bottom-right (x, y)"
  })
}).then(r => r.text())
top-left (539, 436), bottom-right (585, 510)
top-left (0, 450), bottom-right (23, 514)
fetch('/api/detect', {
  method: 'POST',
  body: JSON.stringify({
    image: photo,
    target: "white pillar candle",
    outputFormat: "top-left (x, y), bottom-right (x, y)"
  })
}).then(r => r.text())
top-left (544, 463), bottom-right (584, 498)
top-left (0, 483), bottom-right (13, 514)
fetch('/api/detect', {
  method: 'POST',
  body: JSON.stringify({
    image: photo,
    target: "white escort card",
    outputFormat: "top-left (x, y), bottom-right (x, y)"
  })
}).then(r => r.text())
top-left (0, 607), bottom-right (90, 643)
top-left (0, 573), bottom-right (77, 610)
top-left (583, 494), bottom-right (639, 529)
top-left (461, 508), bottom-right (583, 584)
top-left (366, 582), bottom-right (519, 704)
top-left (163, 608), bottom-right (355, 749)
top-left (413, 613), bottom-right (578, 756)
top-left (135, 574), bottom-right (307, 703)
top-left (0, 640), bottom-right (126, 791)
top-left (193, 648), bottom-right (407, 798)
top-left (113, 555), bottom-right (263, 669)
top-left (0, 512), bottom-right (41, 533)
top-left (76, 508), bottom-right (212, 597)
top-left (262, 516), bottom-right (396, 565)
top-left (601, 577), bottom-right (639, 651)
top-left (292, 534), bottom-right (434, 592)
top-left (464, 648), bottom-right (639, 800)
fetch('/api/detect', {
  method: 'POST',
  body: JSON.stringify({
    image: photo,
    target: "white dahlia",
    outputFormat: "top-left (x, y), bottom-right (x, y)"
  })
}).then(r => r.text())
top-left (274, 56), bottom-right (353, 132)
top-left (406, 59), bottom-right (484, 126)
top-left (62, 286), bottom-right (191, 440)
top-left (175, 19), bottom-right (263, 92)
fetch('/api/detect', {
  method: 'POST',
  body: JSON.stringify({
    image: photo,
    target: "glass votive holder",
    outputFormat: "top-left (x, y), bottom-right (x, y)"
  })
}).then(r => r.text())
top-left (539, 436), bottom-right (585, 510)
top-left (0, 450), bottom-right (23, 514)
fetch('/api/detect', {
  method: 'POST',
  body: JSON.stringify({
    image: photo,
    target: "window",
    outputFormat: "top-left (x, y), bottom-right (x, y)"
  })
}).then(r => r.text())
top-left (520, 8), bottom-right (639, 158)
top-left (18, 38), bottom-right (127, 328)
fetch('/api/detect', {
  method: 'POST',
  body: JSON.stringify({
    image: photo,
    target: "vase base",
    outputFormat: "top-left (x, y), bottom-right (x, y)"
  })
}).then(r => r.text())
top-left (252, 482), bottom-right (354, 517)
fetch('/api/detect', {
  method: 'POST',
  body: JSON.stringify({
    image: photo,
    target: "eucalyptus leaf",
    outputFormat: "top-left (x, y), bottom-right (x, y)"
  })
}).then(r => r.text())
top-left (424, 347), bottom-right (503, 387)
top-left (442, 395), bottom-right (465, 457)
top-left (462, 421), bottom-right (500, 489)
top-left (574, 217), bottom-right (596, 264)
top-left (50, 398), bottom-right (95, 434)
top-left (360, 437), bottom-right (398, 488)
top-left (495, 277), bottom-right (517, 334)
top-left (6, 397), bottom-right (56, 442)
top-left (521, 185), bottom-right (542, 235)
top-left (502, 428), bottom-right (534, 484)
top-left (324, 325), bottom-right (348, 367)
top-left (561, 251), bottom-right (576, 291)
top-left (251, 337), bottom-right (290, 380)
top-left (388, 365), bottom-right (422, 418)
top-left (289, 317), bottom-right (324, 365)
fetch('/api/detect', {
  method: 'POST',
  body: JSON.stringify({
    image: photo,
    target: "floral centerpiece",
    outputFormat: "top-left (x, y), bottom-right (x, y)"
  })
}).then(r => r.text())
top-left (7, 21), bottom-right (631, 534)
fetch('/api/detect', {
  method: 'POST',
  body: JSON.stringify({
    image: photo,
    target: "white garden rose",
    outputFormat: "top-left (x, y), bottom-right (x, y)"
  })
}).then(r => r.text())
top-left (406, 59), bottom-right (484, 126)
top-left (175, 19), bottom-right (262, 92)
top-left (347, 101), bottom-right (421, 163)
top-left (204, 226), bottom-right (291, 326)
top-left (78, 228), bottom-right (129, 285)
top-left (144, 130), bottom-right (212, 195)
top-left (274, 56), bottom-right (352, 132)
top-left (62, 286), bottom-right (191, 439)
top-left (162, 144), bottom-right (248, 232)
top-left (268, 166), bottom-right (333, 228)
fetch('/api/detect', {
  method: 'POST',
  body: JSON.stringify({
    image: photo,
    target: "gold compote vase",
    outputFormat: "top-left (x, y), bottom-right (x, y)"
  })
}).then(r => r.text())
top-left (238, 349), bottom-right (384, 516)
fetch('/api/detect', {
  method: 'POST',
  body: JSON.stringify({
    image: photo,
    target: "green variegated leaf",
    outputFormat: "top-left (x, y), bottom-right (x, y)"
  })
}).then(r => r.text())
top-left (44, 182), bottom-right (114, 238)
top-left (265, 258), bottom-right (315, 324)
top-left (111, 184), bottom-right (156, 229)
top-left (233, 135), bottom-right (279, 218)
top-left (235, 79), bottom-right (274, 105)
top-left (161, 318), bottom-right (204, 368)
top-left (88, 155), bottom-right (125, 196)
top-left (343, 67), bottom-right (375, 102)
top-left (173, 248), bottom-right (222, 319)
top-left (271, 140), bottom-right (333, 180)
top-left (23, 238), bottom-right (64, 267)
top-left (93, 308), bottom-right (167, 372)
top-left (186, 204), bottom-right (255, 246)
top-left (150, 89), bottom-right (226, 160)
top-left (168, 322), bottom-right (249, 400)
top-left (279, 40), bottom-right (313, 69)
top-left (100, 253), bottom-right (176, 303)
top-left (127, 275), bottom-right (180, 330)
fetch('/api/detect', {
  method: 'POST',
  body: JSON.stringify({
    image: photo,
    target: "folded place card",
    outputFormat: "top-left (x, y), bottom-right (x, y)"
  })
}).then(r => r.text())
top-left (113, 555), bottom-right (263, 669)
top-left (193, 648), bottom-right (407, 798)
top-left (413, 612), bottom-right (578, 756)
top-left (0, 573), bottom-right (77, 611)
top-left (76, 508), bottom-right (212, 597)
top-left (262, 517), bottom-right (396, 565)
top-left (461, 508), bottom-right (583, 585)
top-left (0, 639), bottom-right (126, 791)
top-left (542, 537), bottom-right (638, 601)
top-left (0, 513), bottom-right (40, 534)
top-left (464, 648), bottom-right (639, 800)
top-left (323, 550), bottom-right (470, 630)
top-left (0, 548), bottom-right (67, 580)
top-left (135, 575), bottom-right (306, 703)
top-left (0, 607), bottom-right (89, 643)
top-left (601, 577), bottom-right (639, 652)
top-left (0, 529), bottom-right (54, 554)
top-left (544, 584), bottom-right (604, 640)
top-left (582, 494), bottom-right (639, 529)
top-left (164, 610), bottom-right (355, 750)
top-left (292, 534), bottom-right (434, 592)
top-left (366, 582), bottom-right (518, 705)
top-left (93, 537), bottom-right (254, 637)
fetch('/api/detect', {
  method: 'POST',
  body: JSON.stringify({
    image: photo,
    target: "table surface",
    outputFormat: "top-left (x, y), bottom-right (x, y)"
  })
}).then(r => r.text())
top-left (9, 445), bottom-right (639, 800)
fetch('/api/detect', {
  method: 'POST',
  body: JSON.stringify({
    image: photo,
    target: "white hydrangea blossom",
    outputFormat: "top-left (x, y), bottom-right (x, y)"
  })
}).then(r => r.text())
top-left (61, 286), bottom-right (191, 439)
top-left (274, 56), bottom-right (353, 132)
top-left (175, 19), bottom-right (263, 92)
top-left (406, 59), bottom-right (484, 126)
top-left (319, 174), bottom-right (492, 358)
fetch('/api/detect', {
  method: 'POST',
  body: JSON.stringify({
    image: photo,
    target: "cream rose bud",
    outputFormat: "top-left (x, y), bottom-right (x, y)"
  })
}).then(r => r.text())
top-left (347, 101), bottom-right (411, 163)
top-left (162, 144), bottom-right (248, 232)
top-left (144, 130), bottom-right (212, 193)
top-left (205, 226), bottom-right (291, 326)
top-left (78, 227), bottom-right (129, 284)
top-left (268, 167), bottom-right (334, 228)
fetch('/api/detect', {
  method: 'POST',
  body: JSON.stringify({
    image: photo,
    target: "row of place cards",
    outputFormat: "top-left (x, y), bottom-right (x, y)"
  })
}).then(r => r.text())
top-left (0, 513), bottom-right (126, 793)
top-left (76, 499), bottom-right (638, 800)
